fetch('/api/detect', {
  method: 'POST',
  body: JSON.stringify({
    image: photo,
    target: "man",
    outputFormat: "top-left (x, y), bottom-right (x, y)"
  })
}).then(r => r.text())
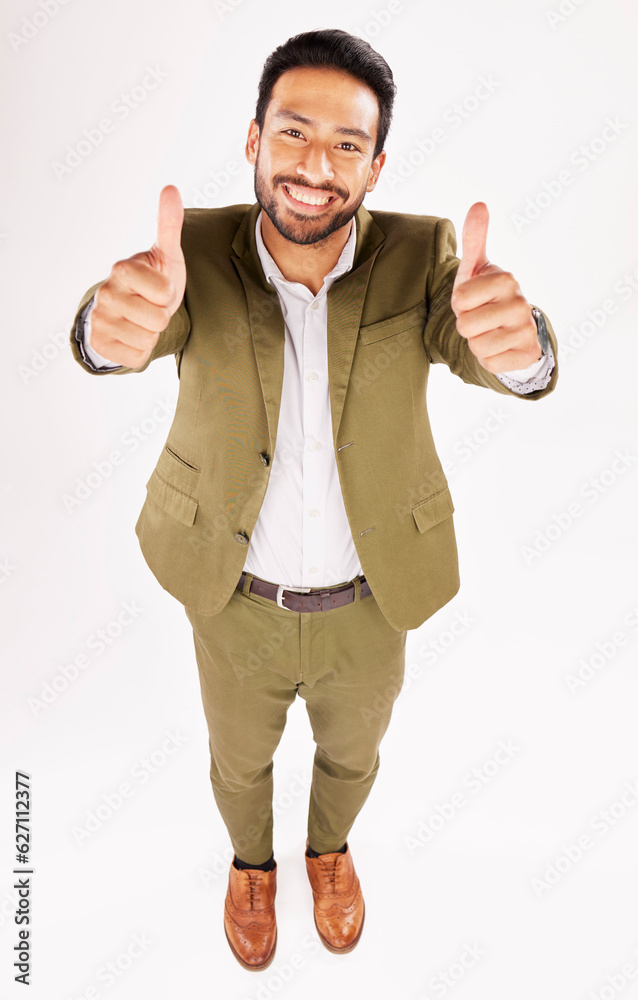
top-left (69, 29), bottom-right (558, 971)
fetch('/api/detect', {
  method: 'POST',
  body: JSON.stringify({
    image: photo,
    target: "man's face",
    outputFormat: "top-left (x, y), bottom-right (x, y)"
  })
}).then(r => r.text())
top-left (246, 66), bottom-right (386, 245)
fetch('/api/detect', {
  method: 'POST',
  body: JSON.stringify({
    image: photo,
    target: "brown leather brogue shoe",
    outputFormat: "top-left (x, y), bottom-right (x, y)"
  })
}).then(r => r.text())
top-left (304, 839), bottom-right (365, 953)
top-left (224, 860), bottom-right (277, 971)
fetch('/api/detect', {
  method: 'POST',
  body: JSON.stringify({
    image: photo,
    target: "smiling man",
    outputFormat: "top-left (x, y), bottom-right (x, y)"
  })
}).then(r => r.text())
top-left (69, 28), bottom-right (558, 972)
top-left (249, 62), bottom-right (384, 290)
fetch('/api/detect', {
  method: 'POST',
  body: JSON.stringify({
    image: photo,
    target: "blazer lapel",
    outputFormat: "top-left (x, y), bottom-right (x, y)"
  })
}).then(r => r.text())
top-left (230, 203), bottom-right (286, 455)
top-left (326, 204), bottom-right (386, 439)
top-left (230, 201), bottom-right (386, 451)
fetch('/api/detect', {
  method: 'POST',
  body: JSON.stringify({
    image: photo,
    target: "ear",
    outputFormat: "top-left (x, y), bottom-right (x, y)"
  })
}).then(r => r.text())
top-left (245, 120), bottom-right (260, 165)
top-left (366, 150), bottom-right (386, 192)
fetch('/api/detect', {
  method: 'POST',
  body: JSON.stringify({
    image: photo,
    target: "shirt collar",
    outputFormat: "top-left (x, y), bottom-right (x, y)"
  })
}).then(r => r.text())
top-left (255, 209), bottom-right (356, 291)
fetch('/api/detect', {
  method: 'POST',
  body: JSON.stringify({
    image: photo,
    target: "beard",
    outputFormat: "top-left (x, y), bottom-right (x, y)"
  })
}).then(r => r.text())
top-left (253, 156), bottom-right (367, 246)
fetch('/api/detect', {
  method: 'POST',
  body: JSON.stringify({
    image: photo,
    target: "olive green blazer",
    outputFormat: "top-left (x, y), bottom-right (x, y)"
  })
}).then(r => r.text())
top-left (69, 201), bottom-right (558, 631)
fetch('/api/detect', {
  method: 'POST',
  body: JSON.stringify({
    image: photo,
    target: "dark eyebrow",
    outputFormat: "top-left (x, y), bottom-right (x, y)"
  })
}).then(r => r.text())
top-left (272, 109), bottom-right (372, 146)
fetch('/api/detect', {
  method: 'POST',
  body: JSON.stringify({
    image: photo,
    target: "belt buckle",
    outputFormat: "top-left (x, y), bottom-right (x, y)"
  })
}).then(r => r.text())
top-left (276, 584), bottom-right (311, 610)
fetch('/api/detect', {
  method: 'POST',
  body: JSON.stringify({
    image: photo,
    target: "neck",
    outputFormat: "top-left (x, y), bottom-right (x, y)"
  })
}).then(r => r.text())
top-left (259, 212), bottom-right (353, 296)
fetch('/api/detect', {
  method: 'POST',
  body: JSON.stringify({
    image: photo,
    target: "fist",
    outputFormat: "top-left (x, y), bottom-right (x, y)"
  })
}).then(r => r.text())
top-left (89, 185), bottom-right (186, 369)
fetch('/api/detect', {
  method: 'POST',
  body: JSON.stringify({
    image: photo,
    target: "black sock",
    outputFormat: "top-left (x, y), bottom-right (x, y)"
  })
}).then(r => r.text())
top-left (233, 852), bottom-right (275, 872)
top-left (306, 842), bottom-right (347, 858)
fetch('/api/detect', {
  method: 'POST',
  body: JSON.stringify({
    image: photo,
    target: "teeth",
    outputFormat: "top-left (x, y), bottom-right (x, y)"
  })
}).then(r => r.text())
top-left (285, 185), bottom-right (332, 206)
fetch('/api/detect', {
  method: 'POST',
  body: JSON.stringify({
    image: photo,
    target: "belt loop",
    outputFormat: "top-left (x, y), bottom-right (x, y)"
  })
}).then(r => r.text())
top-left (353, 576), bottom-right (361, 602)
top-left (242, 572), bottom-right (254, 597)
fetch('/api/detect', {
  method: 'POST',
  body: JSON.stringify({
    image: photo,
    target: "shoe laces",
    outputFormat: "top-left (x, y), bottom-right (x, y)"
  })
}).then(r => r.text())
top-left (317, 853), bottom-right (340, 891)
top-left (245, 869), bottom-right (267, 908)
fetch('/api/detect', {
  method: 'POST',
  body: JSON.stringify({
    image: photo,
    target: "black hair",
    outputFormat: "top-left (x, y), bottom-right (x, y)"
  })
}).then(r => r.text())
top-left (255, 28), bottom-right (397, 160)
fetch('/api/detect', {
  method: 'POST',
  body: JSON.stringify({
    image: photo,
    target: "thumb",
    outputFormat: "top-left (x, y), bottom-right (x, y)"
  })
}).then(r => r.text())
top-left (454, 201), bottom-right (490, 285)
top-left (154, 184), bottom-right (184, 263)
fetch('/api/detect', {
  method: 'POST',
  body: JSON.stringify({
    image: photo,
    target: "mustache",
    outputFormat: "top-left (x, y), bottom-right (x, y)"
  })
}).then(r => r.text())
top-left (275, 176), bottom-right (348, 201)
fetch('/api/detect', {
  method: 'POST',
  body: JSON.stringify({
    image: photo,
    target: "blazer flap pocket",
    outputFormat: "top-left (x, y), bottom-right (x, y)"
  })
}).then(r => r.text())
top-left (146, 472), bottom-right (198, 526)
top-left (412, 486), bottom-right (454, 533)
top-left (146, 445), bottom-right (200, 526)
top-left (359, 301), bottom-right (427, 345)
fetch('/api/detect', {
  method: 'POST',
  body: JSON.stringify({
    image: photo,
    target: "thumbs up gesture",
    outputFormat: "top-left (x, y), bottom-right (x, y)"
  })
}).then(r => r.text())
top-left (89, 185), bottom-right (186, 369)
top-left (450, 202), bottom-right (542, 374)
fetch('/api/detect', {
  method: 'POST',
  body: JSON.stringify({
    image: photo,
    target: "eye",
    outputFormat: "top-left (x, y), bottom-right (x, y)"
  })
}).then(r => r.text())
top-left (338, 142), bottom-right (359, 152)
top-left (282, 129), bottom-right (304, 138)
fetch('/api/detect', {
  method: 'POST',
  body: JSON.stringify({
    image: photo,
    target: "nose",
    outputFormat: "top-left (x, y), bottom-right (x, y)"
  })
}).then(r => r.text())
top-left (295, 143), bottom-right (335, 187)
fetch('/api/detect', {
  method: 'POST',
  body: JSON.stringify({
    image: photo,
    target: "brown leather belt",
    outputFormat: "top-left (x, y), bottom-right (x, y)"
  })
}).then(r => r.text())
top-left (237, 572), bottom-right (371, 612)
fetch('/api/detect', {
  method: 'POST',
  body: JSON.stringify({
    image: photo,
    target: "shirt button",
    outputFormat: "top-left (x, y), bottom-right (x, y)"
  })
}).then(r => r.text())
top-left (309, 566), bottom-right (318, 574)
top-left (310, 300), bottom-right (319, 310)
top-left (309, 509), bottom-right (320, 518)
top-left (312, 441), bottom-right (322, 450)
top-left (234, 532), bottom-right (249, 545)
top-left (307, 372), bottom-right (319, 381)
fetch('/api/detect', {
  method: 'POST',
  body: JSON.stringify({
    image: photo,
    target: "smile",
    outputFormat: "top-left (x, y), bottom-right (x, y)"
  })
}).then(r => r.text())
top-left (282, 183), bottom-right (337, 210)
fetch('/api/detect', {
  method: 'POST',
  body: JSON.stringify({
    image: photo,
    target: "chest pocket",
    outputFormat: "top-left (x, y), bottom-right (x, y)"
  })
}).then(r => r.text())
top-left (358, 301), bottom-right (427, 345)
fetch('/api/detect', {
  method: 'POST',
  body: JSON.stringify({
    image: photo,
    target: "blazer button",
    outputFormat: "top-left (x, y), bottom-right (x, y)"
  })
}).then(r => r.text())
top-left (234, 532), bottom-right (249, 545)
top-left (259, 452), bottom-right (270, 467)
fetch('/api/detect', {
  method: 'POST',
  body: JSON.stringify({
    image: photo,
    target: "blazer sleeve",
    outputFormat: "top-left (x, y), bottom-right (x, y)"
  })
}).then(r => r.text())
top-left (423, 217), bottom-right (559, 401)
top-left (68, 279), bottom-right (191, 377)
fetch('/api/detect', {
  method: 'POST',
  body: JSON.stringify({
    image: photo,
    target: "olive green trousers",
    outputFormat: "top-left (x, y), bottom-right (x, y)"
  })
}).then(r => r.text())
top-left (184, 572), bottom-right (407, 865)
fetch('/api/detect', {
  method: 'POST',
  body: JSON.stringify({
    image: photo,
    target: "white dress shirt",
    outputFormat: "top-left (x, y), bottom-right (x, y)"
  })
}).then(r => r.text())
top-left (78, 211), bottom-right (555, 589)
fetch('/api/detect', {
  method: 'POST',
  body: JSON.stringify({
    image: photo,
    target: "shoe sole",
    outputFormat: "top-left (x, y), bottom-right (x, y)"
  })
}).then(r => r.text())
top-left (313, 899), bottom-right (365, 954)
top-left (224, 922), bottom-right (277, 972)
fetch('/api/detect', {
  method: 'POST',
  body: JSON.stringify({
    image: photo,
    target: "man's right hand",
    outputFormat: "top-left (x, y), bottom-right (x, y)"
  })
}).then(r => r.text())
top-left (89, 185), bottom-right (186, 369)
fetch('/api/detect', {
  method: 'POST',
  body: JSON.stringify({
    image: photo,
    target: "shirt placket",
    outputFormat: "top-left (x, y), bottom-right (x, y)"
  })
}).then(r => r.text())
top-left (301, 293), bottom-right (328, 587)
top-left (254, 212), bottom-right (356, 590)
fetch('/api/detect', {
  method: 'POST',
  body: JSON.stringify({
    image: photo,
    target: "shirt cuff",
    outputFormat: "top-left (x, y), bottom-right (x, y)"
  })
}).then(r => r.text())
top-left (495, 343), bottom-right (555, 395)
top-left (76, 296), bottom-right (123, 371)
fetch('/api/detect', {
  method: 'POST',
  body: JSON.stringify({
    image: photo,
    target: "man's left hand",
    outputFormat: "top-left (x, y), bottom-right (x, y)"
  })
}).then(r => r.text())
top-left (450, 202), bottom-right (542, 374)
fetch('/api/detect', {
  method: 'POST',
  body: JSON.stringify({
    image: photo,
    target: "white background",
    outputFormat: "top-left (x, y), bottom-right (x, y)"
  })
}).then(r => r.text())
top-left (2, 0), bottom-right (638, 997)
